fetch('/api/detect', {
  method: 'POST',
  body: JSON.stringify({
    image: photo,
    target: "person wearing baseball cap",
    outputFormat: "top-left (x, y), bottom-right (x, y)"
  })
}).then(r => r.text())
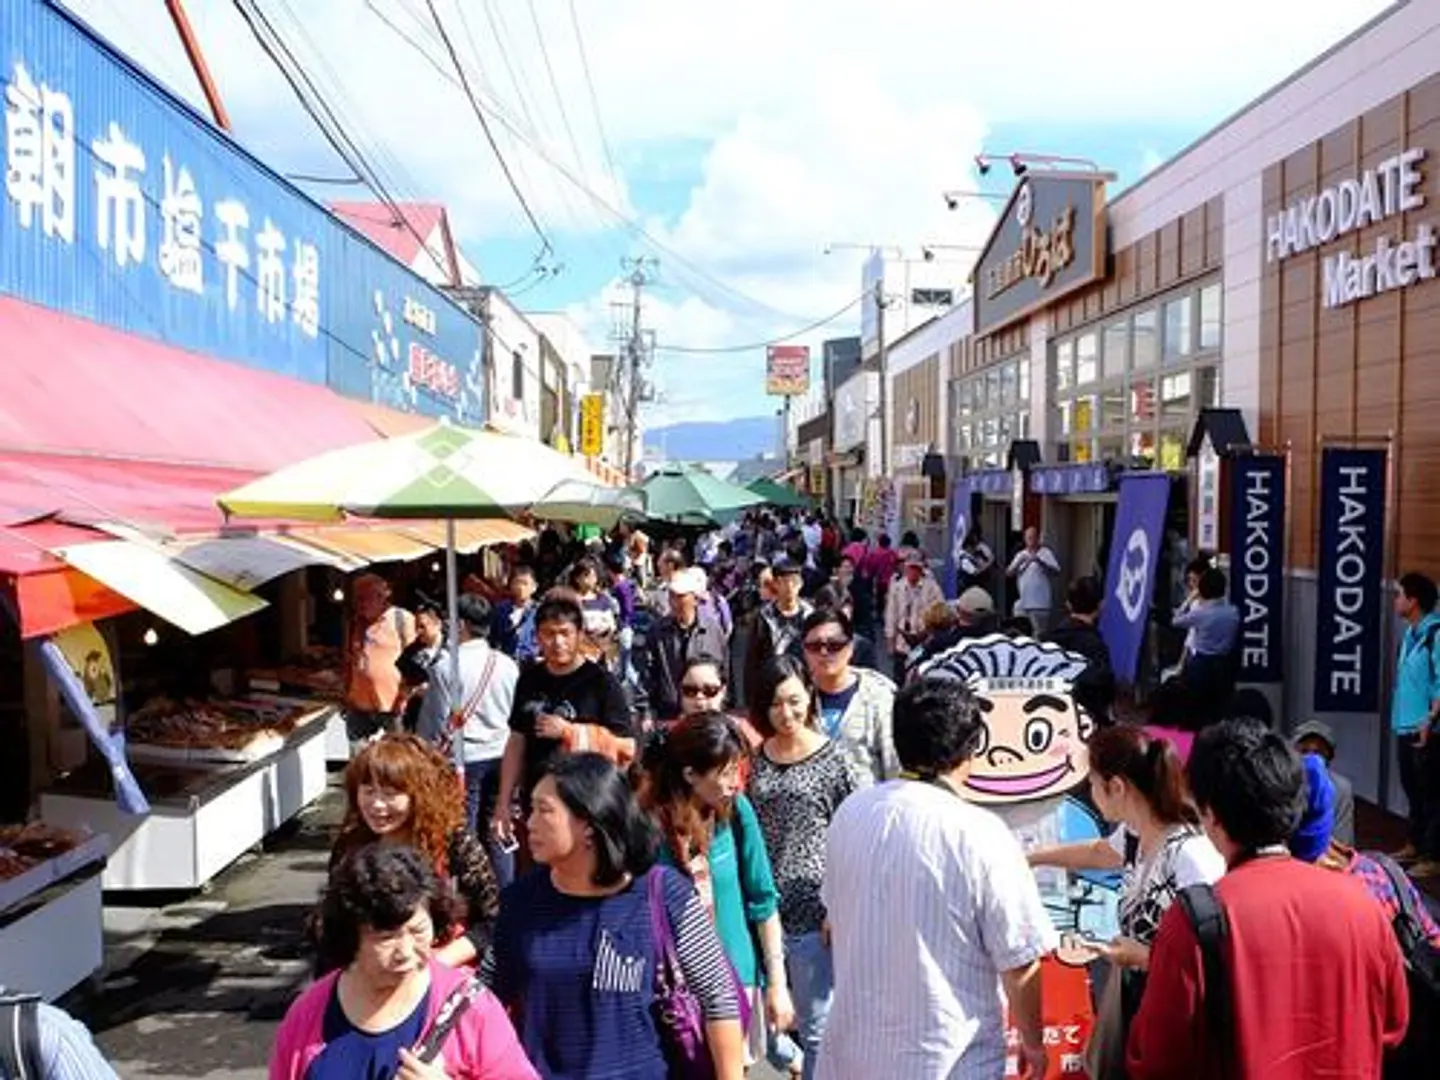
top-left (884, 551), bottom-right (943, 681)
top-left (640, 568), bottom-right (730, 722)
top-left (1293, 720), bottom-right (1355, 846)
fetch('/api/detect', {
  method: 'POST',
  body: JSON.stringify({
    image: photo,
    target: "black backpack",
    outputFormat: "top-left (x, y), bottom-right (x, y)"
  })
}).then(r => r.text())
top-left (1175, 884), bottom-right (1233, 1076)
top-left (1371, 853), bottom-right (1440, 1077)
top-left (0, 992), bottom-right (43, 1080)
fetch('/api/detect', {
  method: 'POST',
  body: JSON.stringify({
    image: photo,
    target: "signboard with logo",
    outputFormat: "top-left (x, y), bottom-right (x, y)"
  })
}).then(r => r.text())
top-left (0, 0), bottom-right (485, 423)
top-left (766, 344), bottom-right (811, 396)
top-left (1029, 463), bottom-right (1110, 496)
top-left (1098, 474), bottom-right (1171, 682)
top-left (832, 371), bottom-right (872, 451)
top-left (970, 173), bottom-right (1109, 337)
top-left (1195, 436), bottom-right (1221, 551)
top-left (1265, 147), bottom-right (1433, 309)
top-left (943, 477), bottom-right (976, 596)
top-left (1313, 447), bottom-right (1387, 712)
top-left (1228, 454), bottom-right (1285, 683)
top-left (579, 392), bottom-right (605, 456)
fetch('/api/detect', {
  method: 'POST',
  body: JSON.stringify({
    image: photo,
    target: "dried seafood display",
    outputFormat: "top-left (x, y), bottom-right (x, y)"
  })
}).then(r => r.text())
top-left (250, 645), bottom-right (344, 696)
top-left (0, 822), bottom-right (88, 882)
top-left (124, 694), bottom-right (321, 762)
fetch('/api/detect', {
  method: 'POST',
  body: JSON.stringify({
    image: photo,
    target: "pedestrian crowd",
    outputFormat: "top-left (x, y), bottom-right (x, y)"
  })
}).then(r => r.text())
top-left (6, 511), bottom-right (1439, 1080)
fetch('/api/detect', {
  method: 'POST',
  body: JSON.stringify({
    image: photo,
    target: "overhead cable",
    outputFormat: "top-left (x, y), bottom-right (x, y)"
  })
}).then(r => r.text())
top-left (653, 293), bottom-right (865, 355)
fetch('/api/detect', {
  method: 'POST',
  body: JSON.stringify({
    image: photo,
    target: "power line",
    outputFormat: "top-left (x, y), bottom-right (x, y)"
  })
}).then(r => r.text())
top-left (285, 171), bottom-right (366, 185)
top-left (566, 0), bottom-right (623, 205)
top-left (653, 293), bottom-right (865, 354)
top-left (526, 0), bottom-right (586, 180)
top-left (423, 0), bottom-right (553, 259)
top-left (363, 9), bottom-right (830, 327)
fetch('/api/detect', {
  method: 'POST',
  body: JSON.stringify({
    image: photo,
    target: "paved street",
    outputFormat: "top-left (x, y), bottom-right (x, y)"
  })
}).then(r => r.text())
top-left (66, 779), bottom-right (784, 1079)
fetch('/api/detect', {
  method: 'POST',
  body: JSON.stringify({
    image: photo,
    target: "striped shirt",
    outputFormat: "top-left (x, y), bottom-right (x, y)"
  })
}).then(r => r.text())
top-left (490, 866), bottom-right (738, 1079)
top-left (0, 1002), bottom-right (120, 1080)
top-left (818, 781), bottom-right (1056, 1080)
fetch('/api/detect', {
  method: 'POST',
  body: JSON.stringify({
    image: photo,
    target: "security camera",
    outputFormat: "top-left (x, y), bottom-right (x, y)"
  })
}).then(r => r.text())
top-left (944, 194), bottom-right (958, 211)
top-left (974, 154), bottom-right (990, 176)
top-left (1010, 155), bottom-right (1028, 177)
top-left (922, 247), bottom-right (935, 261)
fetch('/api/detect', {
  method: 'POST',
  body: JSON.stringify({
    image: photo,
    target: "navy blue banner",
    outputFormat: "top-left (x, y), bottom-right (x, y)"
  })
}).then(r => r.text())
top-left (970, 469), bottom-right (1013, 495)
top-left (1099, 474), bottom-right (1171, 682)
top-left (943, 477), bottom-right (976, 596)
top-left (1228, 455), bottom-right (1286, 683)
top-left (1313, 447), bottom-right (1388, 712)
top-left (1030, 463), bottom-right (1110, 496)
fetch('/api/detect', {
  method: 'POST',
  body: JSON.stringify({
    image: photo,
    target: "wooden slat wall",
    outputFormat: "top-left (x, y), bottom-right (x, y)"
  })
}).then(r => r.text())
top-left (891, 355), bottom-right (941, 455)
top-left (1259, 73), bottom-right (1440, 576)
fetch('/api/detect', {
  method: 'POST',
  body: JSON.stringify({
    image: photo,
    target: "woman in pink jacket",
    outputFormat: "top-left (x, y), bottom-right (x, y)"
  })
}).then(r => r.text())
top-left (270, 844), bottom-right (535, 1080)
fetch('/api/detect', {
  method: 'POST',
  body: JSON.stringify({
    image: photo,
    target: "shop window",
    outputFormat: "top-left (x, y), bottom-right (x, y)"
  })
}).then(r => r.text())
top-left (1000, 362), bottom-right (1019, 407)
top-left (1015, 410), bottom-right (1030, 437)
top-left (1074, 395), bottom-right (1097, 435)
top-left (1196, 365), bottom-right (1220, 409)
top-left (1130, 377), bottom-right (1156, 424)
top-left (1057, 399), bottom-right (1073, 436)
top-left (1199, 285), bottom-right (1222, 351)
top-left (1073, 437), bottom-right (1096, 463)
top-left (1097, 434), bottom-right (1125, 463)
top-left (1055, 339), bottom-right (1074, 391)
top-left (986, 369), bottom-right (1002, 410)
top-left (1101, 386), bottom-right (1126, 428)
top-left (1103, 319), bottom-right (1128, 379)
top-left (959, 423), bottom-right (973, 450)
top-left (1075, 333), bottom-right (1098, 386)
top-left (1158, 428), bottom-right (1186, 471)
top-left (982, 416), bottom-right (999, 445)
top-left (1130, 428), bottom-right (1157, 469)
top-left (973, 375), bottom-right (988, 411)
top-left (511, 351), bottom-right (525, 400)
top-left (1133, 309), bottom-right (1158, 370)
top-left (997, 413), bottom-right (1013, 443)
top-left (1163, 297), bottom-right (1192, 361)
top-left (1019, 358), bottom-right (1031, 402)
top-left (1160, 372), bottom-right (1191, 420)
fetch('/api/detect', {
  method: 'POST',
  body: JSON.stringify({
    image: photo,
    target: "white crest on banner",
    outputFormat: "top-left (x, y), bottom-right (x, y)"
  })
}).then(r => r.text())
top-left (1115, 527), bottom-right (1150, 622)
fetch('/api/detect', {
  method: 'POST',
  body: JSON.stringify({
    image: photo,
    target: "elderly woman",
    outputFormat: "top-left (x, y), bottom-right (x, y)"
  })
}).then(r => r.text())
top-left (271, 844), bottom-right (535, 1080)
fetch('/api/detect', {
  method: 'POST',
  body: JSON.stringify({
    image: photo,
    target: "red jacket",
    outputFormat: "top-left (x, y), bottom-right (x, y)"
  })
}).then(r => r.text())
top-left (1127, 856), bottom-right (1409, 1079)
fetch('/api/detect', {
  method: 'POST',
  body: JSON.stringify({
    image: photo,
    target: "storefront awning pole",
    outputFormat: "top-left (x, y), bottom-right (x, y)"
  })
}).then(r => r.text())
top-left (445, 519), bottom-right (461, 746)
top-left (38, 638), bottom-right (149, 816)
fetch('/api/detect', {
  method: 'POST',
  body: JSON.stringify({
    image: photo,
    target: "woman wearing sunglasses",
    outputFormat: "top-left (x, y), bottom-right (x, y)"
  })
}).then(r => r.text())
top-left (747, 655), bottom-right (865, 1080)
top-left (799, 608), bottom-right (900, 784)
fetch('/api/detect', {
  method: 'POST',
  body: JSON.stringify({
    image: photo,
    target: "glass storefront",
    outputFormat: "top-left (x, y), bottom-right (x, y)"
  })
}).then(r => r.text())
top-left (1051, 280), bottom-right (1222, 470)
top-left (949, 355), bottom-right (1030, 469)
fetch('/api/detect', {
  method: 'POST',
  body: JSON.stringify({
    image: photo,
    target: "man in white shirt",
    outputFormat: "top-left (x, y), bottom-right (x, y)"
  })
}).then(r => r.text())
top-left (819, 677), bottom-right (1056, 1080)
top-left (1006, 527), bottom-right (1061, 635)
top-left (419, 593), bottom-right (520, 884)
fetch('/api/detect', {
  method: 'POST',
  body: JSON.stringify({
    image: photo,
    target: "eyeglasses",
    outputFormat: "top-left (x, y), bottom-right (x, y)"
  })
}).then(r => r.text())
top-left (803, 638), bottom-right (851, 656)
top-left (681, 683), bottom-right (724, 698)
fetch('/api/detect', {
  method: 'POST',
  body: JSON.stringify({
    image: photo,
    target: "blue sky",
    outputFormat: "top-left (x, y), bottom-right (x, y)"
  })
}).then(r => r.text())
top-left (63, 0), bottom-right (1392, 428)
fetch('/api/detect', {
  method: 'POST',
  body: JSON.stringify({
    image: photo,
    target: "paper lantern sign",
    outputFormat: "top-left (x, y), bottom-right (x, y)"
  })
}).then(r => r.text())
top-left (915, 633), bottom-right (1095, 805)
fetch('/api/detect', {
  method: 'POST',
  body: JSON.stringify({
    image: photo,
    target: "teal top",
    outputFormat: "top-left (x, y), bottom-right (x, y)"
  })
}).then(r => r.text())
top-left (1393, 610), bottom-right (1440, 734)
top-left (658, 793), bottom-right (778, 987)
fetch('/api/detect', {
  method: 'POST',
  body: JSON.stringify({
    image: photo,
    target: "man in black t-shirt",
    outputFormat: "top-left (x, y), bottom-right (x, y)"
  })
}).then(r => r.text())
top-left (491, 590), bottom-right (634, 853)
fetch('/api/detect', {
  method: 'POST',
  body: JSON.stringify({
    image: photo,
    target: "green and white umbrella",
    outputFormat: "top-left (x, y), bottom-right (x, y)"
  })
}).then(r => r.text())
top-left (635, 464), bottom-right (765, 526)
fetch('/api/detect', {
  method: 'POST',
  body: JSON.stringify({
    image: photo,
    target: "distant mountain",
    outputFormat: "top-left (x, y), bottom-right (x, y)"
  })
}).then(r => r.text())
top-left (645, 416), bottom-right (780, 462)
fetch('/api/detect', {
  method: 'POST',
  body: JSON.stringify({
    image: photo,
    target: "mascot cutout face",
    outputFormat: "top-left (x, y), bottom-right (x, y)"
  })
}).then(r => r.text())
top-left (916, 632), bottom-right (1094, 805)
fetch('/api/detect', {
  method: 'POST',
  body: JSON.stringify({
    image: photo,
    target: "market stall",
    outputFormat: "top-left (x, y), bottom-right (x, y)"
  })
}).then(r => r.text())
top-left (0, 822), bottom-right (109, 1001)
top-left (40, 694), bottom-right (334, 891)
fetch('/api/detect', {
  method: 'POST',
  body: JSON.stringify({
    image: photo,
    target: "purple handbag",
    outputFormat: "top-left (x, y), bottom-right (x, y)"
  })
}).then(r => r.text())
top-left (647, 868), bottom-right (752, 1079)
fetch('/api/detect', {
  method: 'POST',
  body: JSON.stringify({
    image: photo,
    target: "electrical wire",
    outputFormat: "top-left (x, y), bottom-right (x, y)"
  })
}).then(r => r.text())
top-left (362, 6), bottom-right (828, 327)
top-left (525, 0), bottom-right (586, 179)
top-left (285, 171), bottom-right (367, 185)
top-left (424, 0), bottom-right (553, 259)
top-left (653, 293), bottom-right (865, 354)
top-left (566, 0), bottom-right (623, 205)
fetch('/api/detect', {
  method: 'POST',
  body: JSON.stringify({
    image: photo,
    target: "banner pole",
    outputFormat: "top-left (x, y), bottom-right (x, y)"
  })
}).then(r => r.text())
top-left (1375, 431), bottom-right (1398, 812)
top-left (1279, 441), bottom-right (1293, 733)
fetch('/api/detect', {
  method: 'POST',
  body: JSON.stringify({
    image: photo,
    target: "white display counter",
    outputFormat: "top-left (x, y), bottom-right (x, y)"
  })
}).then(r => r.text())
top-left (324, 710), bottom-right (351, 764)
top-left (39, 710), bottom-right (333, 891)
top-left (0, 837), bottom-right (108, 1001)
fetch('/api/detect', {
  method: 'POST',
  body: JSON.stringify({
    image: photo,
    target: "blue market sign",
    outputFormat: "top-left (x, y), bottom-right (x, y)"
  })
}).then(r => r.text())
top-left (1029, 463), bottom-right (1110, 496)
top-left (0, 0), bottom-right (483, 424)
top-left (969, 468), bottom-right (1014, 495)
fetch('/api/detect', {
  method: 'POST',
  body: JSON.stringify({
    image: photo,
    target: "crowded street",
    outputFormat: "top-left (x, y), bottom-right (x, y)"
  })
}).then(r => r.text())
top-left (5, 2), bottom-right (1440, 1079)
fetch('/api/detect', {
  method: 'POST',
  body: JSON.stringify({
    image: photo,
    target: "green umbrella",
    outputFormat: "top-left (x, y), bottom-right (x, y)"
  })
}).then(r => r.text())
top-left (746, 476), bottom-right (810, 509)
top-left (635, 465), bottom-right (765, 526)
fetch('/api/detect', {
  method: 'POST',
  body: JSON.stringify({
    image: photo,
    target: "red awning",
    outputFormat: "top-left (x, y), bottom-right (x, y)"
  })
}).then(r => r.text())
top-left (0, 294), bottom-right (379, 473)
top-left (0, 520), bottom-right (139, 637)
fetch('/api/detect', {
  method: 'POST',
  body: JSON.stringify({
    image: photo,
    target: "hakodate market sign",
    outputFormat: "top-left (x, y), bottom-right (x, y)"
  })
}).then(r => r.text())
top-left (1265, 147), bottom-right (1434, 309)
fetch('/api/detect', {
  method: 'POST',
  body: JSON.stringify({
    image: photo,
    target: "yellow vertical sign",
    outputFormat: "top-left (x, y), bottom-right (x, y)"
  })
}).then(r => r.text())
top-left (580, 393), bottom-right (605, 457)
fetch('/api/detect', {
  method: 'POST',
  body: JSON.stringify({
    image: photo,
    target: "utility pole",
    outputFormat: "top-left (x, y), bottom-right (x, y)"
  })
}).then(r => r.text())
top-left (618, 256), bottom-right (658, 478)
top-left (875, 277), bottom-right (890, 476)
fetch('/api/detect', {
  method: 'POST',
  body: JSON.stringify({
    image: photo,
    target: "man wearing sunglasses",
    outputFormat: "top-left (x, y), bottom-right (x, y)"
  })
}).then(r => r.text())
top-left (801, 607), bottom-right (899, 784)
top-left (640, 568), bottom-right (730, 724)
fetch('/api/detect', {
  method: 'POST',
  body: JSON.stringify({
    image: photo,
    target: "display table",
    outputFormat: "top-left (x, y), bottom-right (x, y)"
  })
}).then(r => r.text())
top-left (0, 835), bottom-right (108, 1001)
top-left (39, 708), bottom-right (334, 891)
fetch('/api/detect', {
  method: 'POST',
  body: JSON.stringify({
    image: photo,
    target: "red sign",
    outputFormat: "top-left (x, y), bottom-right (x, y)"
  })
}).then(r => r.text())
top-left (766, 344), bottom-right (811, 396)
top-left (1004, 956), bottom-right (1095, 1078)
top-left (408, 342), bottom-right (459, 399)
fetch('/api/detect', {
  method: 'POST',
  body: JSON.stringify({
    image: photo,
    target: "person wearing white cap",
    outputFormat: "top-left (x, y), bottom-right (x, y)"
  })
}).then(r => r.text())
top-left (884, 552), bottom-right (943, 679)
top-left (640, 567), bottom-right (730, 723)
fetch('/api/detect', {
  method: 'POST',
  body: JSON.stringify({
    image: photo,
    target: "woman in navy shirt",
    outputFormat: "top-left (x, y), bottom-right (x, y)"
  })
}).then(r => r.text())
top-left (487, 754), bottom-right (743, 1079)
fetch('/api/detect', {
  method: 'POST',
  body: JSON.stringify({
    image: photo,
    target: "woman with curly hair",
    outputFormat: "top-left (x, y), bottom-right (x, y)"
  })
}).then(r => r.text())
top-left (636, 713), bottom-right (793, 1067)
top-left (324, 734), bottom-right (499, 974)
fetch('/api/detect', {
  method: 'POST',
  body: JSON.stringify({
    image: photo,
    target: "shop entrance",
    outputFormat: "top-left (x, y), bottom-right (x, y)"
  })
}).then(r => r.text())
top-left (1043, 497), bottom-right (1116, 587)
top-left (979, 497), bottom-right (1019, 612)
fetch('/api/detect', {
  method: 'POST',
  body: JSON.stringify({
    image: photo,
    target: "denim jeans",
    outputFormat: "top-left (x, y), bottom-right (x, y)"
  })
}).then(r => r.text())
top-left (767, 930), bottom-right (833, 1080)
top-left (464, 756), bottom-right (514, 888)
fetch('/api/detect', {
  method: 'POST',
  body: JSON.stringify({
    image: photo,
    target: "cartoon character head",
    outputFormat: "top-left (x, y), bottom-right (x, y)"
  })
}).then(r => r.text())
top-left (915, 632), bottom-right (1094, 805)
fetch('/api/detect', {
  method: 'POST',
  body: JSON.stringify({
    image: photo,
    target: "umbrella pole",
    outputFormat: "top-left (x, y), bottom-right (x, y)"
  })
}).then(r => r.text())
top-left (446, 520), bottom-right (461, 719)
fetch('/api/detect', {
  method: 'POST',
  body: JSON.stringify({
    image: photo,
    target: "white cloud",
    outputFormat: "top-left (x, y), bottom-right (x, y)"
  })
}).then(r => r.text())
top-left (61, 0), bottom-right (1392, 429)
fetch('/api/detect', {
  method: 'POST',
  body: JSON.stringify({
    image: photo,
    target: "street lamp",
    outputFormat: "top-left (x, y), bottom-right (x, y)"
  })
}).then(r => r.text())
top-left (974, 151), bottom-right (1102, 177)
